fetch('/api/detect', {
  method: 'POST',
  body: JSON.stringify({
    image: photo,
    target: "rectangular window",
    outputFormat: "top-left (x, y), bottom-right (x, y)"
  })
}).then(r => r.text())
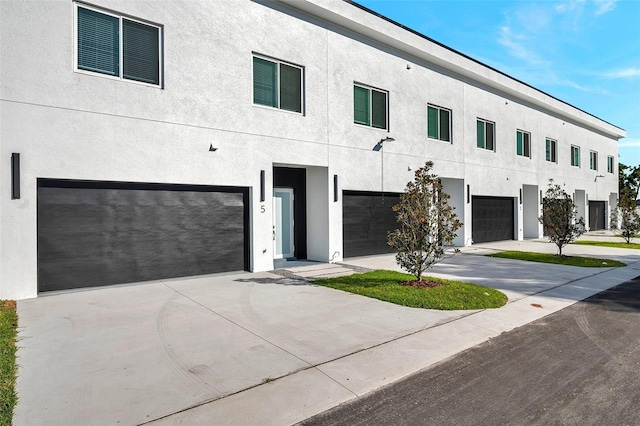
top-left (253, 56), bottom-right (303, 113)
top-left (607, 155), bottom-right (614, 173)
top-left (427, 105), bottom-right (451, 142)
top-left (546, 138), bottom-right (557, 163)
top-left (76, 4), bottom-right (161, 86)
top-left (516, 130), bottom-right (531, 157)
top-left (354, 84), bottom-right (388, 130)
top-left (571, 145), bottom-right (580, 167)
top-left (476, 119), bottom-right (495, 151)
top-left (590, 151), bottom-right (598, 171)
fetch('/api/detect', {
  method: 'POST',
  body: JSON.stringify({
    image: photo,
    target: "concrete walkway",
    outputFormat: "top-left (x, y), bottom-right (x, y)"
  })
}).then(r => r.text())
top-left (14, 239), bottom-right (640, 425)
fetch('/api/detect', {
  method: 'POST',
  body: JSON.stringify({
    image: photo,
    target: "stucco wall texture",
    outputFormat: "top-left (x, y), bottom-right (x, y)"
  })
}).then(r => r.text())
top-left (0, 0), bottom-right (624, 299)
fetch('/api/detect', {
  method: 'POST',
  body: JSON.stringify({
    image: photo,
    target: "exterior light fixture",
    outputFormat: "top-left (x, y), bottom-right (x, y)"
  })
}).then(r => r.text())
top-left (209, 144), bottom-right (218, 152)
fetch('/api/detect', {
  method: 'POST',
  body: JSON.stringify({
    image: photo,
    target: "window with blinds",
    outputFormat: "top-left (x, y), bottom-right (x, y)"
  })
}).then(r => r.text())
top-left (571, 145), bottom-right (580, 167)
top-left (427, 105), bottom-right (451, 142)
top-left (253, 56), bottom-right (303, 113)
top-left (76, 4), bottom-right (161, 86)
top-left (476, 119), bottom-right (495, 151)
top-left (354, 84), bottom-right (388, 130)
top-left (546, 138), bottom-right (557, 163)
top-left (516, 130), bottom-right (531, 157)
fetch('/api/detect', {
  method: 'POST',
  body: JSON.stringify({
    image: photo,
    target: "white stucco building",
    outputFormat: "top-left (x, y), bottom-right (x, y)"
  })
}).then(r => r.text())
top-left (0, 0), bottom-right (625, 299)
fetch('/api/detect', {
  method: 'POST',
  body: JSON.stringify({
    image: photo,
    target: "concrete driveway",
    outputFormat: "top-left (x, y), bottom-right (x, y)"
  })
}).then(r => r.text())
top-left (14, 239), bottom-right (640, 425)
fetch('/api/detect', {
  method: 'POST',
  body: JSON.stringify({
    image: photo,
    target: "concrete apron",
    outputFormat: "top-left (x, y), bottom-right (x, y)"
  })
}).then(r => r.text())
top-left (14, 242), bottom-right (640, 426)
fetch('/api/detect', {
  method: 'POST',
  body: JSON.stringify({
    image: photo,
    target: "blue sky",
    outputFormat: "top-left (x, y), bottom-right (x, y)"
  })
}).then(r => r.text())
top-left (357, 0), bottom-right (640, 168)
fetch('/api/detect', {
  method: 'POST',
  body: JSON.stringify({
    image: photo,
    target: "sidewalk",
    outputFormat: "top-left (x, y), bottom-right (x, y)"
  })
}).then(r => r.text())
top-left (14, 240), bottom-right (640, 426)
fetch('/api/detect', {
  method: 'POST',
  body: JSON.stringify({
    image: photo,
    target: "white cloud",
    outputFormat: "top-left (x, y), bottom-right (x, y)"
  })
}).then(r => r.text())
top-left (619, 139), bottom-right (640, 148)
top-left (497, 25), bottom-right (547, 66)
top-left (594, 0), bottom-right (617, 15)
top-left (602, 68), bottom-right (640, 79)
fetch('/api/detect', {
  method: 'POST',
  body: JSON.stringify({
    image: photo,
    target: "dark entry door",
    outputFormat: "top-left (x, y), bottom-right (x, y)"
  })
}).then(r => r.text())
top-left (343, 191), bottom-right (400, 257)
top-left (37, 180), bottom-right (249, 292)
top-left (589, 201), bottom-right (606, 231)
top-left (472, 196), bottom-right (515, 243)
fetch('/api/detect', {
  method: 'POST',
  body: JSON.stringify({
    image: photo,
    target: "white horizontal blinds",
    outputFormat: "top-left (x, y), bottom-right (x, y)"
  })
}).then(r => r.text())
top-left (253, 57), bottom-right (278, 107)
top-left (354, 85), bottom-right (370, 125)
top-left (279, 63), bottom-right (302, 113)
top-left (123, 19), bottom-right (159, 85)
top-left (371, 90), bottom-right (387, 129)
top-left (77, 7), bottom-right (119, 76)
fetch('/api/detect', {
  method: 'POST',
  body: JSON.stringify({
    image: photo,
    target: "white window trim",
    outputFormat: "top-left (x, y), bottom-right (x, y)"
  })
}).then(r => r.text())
top-left (73, 2), bottom-right (163, 88)
top-left (477, 118), bottom-right (495, 152)
top-left (427, 104), bottom-right (452, 143)
top-left (590, 150), bottom-right (598, 171)
top-left (545, 138), bottom-right (558, 163)
top-left (252, 54), bottom-right (305, 115)
top-left (571, 145), bottom-right (581, 167)
top-left (516, 129), bottom-right (531, 158)
top-left (353, 83), bottom-right (389, 131)
top-left (607, 155), bottom-right (615, 174)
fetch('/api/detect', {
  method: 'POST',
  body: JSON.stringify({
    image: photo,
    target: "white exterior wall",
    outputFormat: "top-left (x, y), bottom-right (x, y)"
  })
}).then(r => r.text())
top-left (0, 0), bottom-right (624, 299)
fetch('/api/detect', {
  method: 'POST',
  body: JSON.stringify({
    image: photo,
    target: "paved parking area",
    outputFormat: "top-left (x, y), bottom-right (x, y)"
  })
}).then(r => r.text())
top-left (14, 238), bottom-right (640, 425)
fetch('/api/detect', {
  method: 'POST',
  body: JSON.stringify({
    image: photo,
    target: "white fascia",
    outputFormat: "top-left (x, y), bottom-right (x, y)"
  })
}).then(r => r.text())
top-left (276, 0), bottom-right (626, 140)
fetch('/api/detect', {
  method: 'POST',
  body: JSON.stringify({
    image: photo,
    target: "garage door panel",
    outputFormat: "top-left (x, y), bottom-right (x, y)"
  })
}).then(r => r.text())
top-left (343, 192), bottom-right (400, 258)
top-left (38, 181), bottom-right (248, 292)
top-left (472, 196), bottom-right (514, 243)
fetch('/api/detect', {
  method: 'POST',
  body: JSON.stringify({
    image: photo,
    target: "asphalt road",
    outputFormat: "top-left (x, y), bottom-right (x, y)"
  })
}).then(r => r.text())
top-left (300, 276), bottom-right (640, 426)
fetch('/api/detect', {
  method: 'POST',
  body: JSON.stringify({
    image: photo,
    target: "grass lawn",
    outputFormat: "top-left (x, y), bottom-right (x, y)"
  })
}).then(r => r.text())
top-left (314, 270), bottom-right (507, 310)
top-left (0, 300), bottom-right (18, 426)
top-left (488, 251), bottom-right (626, 267)
top-left (573, 240), bottom-right (640, 250)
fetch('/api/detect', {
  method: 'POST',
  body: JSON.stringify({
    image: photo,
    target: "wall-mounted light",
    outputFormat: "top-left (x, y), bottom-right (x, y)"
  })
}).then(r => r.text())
top-left (260, 170), bottom-right (265, 202)
top-left (467, 184), bottom-right (470, 204)
top-left (519, 188), bottom-right (522, 204)
top-left (209, 144), bottom-right (218, 152)
top-left (373, 136), bottom-right (396, 151)
top-left (11, 153), bottom-right (20, 200)
top-left (334, 174), bottom-right (338, 202)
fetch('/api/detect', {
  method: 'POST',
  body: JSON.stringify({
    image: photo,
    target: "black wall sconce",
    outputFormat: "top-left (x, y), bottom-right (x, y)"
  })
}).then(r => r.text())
top-left (260, 170), bottom-right (265, 202)
top-left (519, 188), bottom-right (522, 204)
top-left (11, 153), bottom-right (20, 200)
top-left (334, 174), bottom-right (338, 202)
top-left (209, 144), bottom-right (218, 152)
top-left (467, 184), bottom-right (470, 204)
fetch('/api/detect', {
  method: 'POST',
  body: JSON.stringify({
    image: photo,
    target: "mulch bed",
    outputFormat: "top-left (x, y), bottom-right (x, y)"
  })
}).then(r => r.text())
top-left (400, 280), bottom-right (443, 289)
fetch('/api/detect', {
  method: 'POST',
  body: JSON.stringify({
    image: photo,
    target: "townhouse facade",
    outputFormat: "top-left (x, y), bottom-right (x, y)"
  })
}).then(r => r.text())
top-left (0, 0), bottom-right (625, 299)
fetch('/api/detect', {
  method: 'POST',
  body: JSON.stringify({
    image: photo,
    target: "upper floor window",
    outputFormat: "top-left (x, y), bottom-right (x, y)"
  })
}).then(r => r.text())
top-left (590, 151), bottom-right (598, 171)
top-left (607, 155), bottom-right (615, 174)
top-left (476, 119), bottom-right (495, 151)
top-left (354, 84), bottom-right (388, 130)
top-left (253, 56), bottom-right (303, 113)
top-left (427, 105), bottom-right (451, 142)
top-left (546, 138), bottom-right (557, 163)
top-left (75, 4), bottom-right (162, 86)
top-left (516, 130), bottom-right (531, 158)
top-left (571, 145), bottom-right (580, 167)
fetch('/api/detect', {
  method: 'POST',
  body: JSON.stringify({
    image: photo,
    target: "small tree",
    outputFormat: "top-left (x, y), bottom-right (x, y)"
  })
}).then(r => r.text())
top-left (387, 161), bottom-right (462, 282)
top-left (618, 193), bottom-right (640, 243)
top-left (539, 179), bottom-right (585, 256)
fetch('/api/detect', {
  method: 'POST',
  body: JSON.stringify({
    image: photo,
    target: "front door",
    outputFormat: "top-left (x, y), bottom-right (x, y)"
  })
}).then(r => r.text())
top-left (273, 188), bottom-right (294, 259)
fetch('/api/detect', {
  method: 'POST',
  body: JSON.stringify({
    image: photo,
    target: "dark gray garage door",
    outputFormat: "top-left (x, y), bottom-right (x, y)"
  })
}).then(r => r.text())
top-left (589, 201), bottom-right (606, 231)
top-left (37, 180), bottom-right (249, 292)
top-left (472, 196), bottom-right (514, 243)
top-left (343, 191), bottom-right (400, 258)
